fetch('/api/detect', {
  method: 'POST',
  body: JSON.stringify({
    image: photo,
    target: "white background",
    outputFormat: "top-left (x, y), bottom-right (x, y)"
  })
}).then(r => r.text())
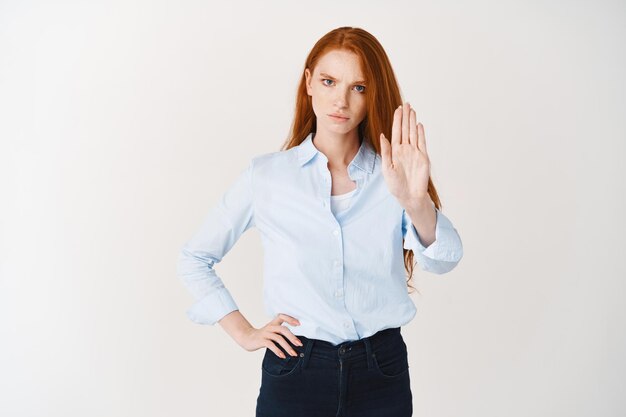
top-left (1, 1), bottom-right (624, 416)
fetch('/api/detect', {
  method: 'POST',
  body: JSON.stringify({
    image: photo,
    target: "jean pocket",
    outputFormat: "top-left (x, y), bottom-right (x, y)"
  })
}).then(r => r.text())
top-left (371, 339), bottom-right (409, 378)
top-left (261, 347), bottom-right (304, 378)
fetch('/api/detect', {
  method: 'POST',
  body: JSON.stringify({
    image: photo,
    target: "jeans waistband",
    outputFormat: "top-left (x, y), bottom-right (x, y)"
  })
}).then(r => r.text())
top-left (295, 327), bottom-right (402, 370)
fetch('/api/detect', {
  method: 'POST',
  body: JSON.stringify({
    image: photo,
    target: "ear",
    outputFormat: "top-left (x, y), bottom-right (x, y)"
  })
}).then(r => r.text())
top-left (304, 68), bottom-right (312, 96)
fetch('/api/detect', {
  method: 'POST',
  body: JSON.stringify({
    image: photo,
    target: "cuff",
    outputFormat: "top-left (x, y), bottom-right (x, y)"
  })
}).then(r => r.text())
top-left (403, 207), bottom-right (463, 263)
top-left (186, 287), bottom-right (239, 325)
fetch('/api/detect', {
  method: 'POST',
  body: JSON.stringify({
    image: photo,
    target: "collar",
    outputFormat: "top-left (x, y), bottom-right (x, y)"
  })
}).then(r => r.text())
top-left (296, 131), bottom-right (376, 174)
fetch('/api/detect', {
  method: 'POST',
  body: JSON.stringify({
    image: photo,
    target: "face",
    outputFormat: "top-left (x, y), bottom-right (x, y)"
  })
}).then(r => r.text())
top-left (304, 49), bottom-right (368, 136)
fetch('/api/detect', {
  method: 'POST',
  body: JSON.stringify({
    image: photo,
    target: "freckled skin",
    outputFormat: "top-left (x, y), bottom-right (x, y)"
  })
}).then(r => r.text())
top-left (304, 49), bottom-right (368, 195)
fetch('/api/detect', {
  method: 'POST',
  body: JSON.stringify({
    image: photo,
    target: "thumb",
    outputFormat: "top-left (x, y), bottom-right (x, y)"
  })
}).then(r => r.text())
top-left (380, 133), bottom-right (392, 168)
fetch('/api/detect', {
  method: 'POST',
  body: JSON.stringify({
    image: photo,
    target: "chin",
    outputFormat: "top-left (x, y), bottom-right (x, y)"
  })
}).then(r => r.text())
top-left (324, 122), bottom-right (356, 134)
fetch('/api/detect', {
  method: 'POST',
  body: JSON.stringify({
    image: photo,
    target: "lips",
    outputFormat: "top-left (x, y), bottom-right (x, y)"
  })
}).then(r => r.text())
top-left (329, 113), bottom-right (349, 119)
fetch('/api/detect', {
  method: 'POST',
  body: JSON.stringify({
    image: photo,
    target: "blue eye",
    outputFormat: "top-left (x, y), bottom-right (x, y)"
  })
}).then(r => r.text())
top-left (321, 79), bottom-right (366, 93)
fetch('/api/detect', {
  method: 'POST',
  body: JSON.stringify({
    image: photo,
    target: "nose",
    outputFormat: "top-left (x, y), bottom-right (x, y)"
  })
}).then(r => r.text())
top-left (333, 87), bottom-right (349, 108)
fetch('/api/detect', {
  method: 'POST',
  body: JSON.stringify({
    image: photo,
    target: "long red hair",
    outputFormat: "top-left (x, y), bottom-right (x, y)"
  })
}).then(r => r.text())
top-left (280, 27), bottom-right (443, 294)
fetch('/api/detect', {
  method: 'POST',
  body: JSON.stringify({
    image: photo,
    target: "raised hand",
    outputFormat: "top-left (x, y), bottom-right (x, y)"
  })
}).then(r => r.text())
top-left (379, 102), bottom-right (431, 209)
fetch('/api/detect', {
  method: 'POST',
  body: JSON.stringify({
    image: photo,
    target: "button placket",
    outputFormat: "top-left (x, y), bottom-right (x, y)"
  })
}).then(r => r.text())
top-left (331, 229), bottom-right (343, 301)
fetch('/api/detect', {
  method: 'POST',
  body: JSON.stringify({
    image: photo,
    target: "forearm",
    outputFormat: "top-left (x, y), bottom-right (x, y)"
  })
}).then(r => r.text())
top-left (218, 309), bottom-right (255, 345)
top-left (404, 197), bottom-right (437, 247)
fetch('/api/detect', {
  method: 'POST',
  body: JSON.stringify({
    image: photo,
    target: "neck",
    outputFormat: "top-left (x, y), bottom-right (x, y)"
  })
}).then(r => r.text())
top-left (312, 127), bottom-right (361, 169)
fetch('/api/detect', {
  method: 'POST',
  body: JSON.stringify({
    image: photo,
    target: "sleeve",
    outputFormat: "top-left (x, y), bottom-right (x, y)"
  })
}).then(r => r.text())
top-left (402, 204), bottom-right (463, 274)
top-left (176, 160), bottom-right (256, 325)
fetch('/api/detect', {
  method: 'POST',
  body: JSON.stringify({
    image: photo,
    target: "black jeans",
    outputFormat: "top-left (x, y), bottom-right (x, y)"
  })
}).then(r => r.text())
top-left (255, 327), bottom-right (412, 417)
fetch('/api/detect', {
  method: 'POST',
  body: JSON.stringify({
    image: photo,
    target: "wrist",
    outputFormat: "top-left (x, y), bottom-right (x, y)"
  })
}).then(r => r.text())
top-left (219, 310), bottom-right (255, 345)
top-left (401, 195), bottom-right (433, 214)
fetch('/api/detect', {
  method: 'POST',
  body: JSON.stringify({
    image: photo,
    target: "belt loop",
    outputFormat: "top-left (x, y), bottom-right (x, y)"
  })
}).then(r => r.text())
top-left (301, 338), bottom-right (315, 369)
top-left (363, 337), bottom-right (373, 370)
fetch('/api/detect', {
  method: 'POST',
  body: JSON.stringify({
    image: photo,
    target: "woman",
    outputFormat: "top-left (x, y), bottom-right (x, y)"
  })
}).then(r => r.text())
top-left (177, 26), bottom-right (463, 417)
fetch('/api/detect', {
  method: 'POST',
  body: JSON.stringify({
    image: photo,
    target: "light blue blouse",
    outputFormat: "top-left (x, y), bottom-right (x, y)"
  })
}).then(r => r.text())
top-left (177, 132), bottom-right (464, 345)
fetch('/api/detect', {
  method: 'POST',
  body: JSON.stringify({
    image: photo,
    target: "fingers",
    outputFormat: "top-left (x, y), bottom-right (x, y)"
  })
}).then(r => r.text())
top-left (267, 314), bottom-right (303, 358)
top-left (272, 323), bottom-right (303, 348)
top-left (265, 337), bottom-right (288, 359)
top-left (274, 313), bottom-right (300, 327)
top-left (266, 328), bottom-right (300, 358)
top-left (417, 122), bottom-right (427, 154)
top-left (391, 105), bottom-right (402, 146)
top-left (402, 102), bottom-right (410, 145)
top-left (409, 107), bottom-right (418, 147)
top-left (395, 101), bottom-right (424, 152)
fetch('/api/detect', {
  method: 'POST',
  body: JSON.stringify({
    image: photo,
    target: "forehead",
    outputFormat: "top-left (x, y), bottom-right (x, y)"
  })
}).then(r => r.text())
top-left (314, 49), bottom-right (365, 79)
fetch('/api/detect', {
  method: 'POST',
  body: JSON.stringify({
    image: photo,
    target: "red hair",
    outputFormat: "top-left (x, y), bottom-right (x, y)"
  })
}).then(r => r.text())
top-left (280, 26), bottom-right (443, 294)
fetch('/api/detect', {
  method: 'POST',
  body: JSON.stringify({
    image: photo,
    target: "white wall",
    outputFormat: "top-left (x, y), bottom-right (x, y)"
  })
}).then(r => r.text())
top-left (1, 1), bottom-right (624, 416)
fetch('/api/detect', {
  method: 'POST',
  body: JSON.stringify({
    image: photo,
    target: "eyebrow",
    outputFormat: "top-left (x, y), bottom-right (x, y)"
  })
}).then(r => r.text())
top-left (319, 72), bottom-right (367, 85)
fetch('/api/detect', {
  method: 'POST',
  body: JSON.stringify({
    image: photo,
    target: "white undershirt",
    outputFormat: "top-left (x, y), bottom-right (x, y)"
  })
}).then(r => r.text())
top-left (329, 187), bottom-right (358, 215)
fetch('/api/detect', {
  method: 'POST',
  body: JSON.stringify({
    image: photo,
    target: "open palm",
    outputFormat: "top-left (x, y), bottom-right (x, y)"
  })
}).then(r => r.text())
top-left (379, 102), bottom-right (431, 208)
